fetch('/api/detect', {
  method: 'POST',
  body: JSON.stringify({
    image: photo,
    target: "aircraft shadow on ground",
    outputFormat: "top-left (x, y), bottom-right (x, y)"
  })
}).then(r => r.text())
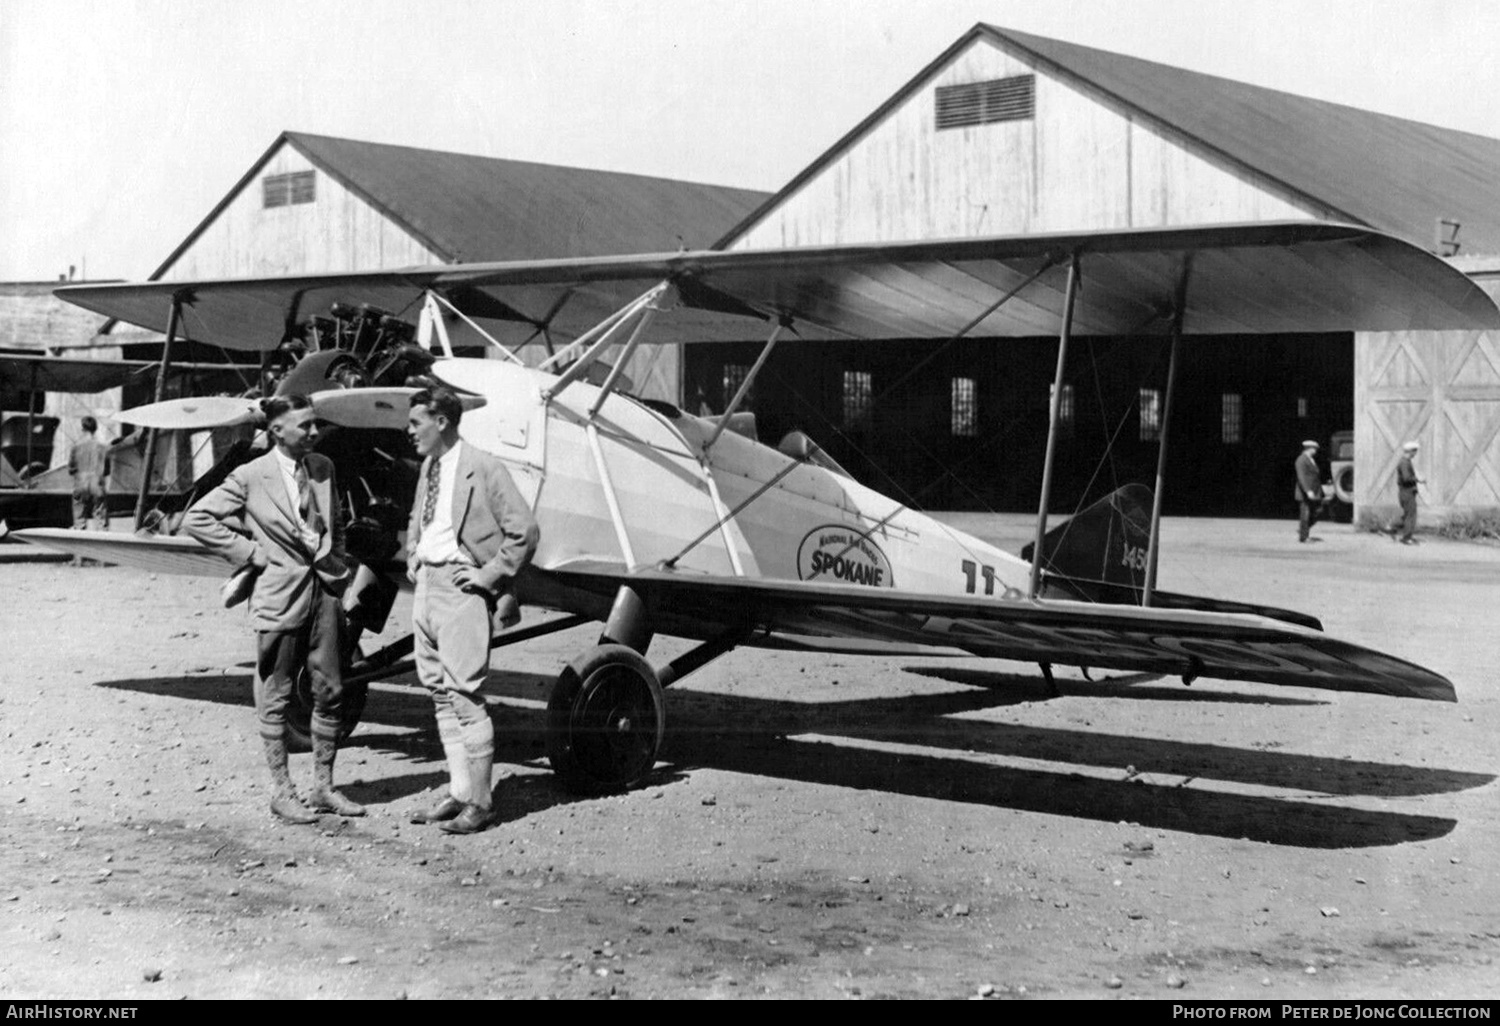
top-left (907, 666), bottom-right (1329, 706)
top-left (93, 667), bottom-right (1483, 849)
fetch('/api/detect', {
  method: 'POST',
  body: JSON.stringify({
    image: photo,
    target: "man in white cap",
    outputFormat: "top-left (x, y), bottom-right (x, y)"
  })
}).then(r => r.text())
top-left (1390, 441), bottom-right (1424, 544)
top-left (1294, 439), bottom-right (1326, 543)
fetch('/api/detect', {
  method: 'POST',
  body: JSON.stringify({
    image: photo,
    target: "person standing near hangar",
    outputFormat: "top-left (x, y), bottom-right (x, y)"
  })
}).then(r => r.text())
top-left (68, 416), bottom-right (110, 530)
top-left (1294, 439), bottom-right (1326, 543)
top-left (1389, 441), bottom-right (1425, 544)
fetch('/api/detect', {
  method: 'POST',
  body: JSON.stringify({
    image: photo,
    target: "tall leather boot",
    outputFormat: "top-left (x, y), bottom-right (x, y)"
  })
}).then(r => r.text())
top-left (306, 734), bottom-right (366, 817)
top-left (263, 733), bottom-right (317, 825)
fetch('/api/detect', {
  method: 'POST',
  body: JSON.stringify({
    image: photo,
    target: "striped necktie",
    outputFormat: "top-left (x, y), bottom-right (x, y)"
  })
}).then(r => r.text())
top-left (420, 457), bottom-right (441, 530)
top-left (295, 461), bottom-right (324, 536)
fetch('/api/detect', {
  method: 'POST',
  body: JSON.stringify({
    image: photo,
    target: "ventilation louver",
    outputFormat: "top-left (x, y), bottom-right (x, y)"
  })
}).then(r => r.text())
top-left (935, 75), bottom-right (1036, 130)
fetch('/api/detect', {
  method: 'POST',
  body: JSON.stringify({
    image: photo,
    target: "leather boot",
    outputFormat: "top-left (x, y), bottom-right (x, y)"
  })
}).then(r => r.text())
top-left (440, 750), bottom-right (498, 834)
top-left (306, 734), bottom-right (366, 817)
top-left (263, 734), bottom-right (316, 825)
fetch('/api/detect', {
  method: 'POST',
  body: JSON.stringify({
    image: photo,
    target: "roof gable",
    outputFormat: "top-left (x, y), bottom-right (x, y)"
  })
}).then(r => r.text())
top-left (718, 24), bottom-right (1500, 256)
top-left (285, 132), bottom-right (767, 263)
top-left (985, 26), bottom-right (1500, 255)
top-left (149, 132), bottom-right (768, 282)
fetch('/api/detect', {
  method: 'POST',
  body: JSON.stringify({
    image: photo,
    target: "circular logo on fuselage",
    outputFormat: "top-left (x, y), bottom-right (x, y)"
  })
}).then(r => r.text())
top-left (796, 526), bottom-right (895, 588)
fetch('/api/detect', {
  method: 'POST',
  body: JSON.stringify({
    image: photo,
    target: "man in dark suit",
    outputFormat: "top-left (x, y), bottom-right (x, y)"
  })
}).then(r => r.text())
top-left (405, 386), bottom-right (539, 835)
top-left (1294, 439), bottom-right (1326, 543)
top-left (1391, 441), bottom-right (1424, 544)
top-left (184, 394), bottom-right (362, 824)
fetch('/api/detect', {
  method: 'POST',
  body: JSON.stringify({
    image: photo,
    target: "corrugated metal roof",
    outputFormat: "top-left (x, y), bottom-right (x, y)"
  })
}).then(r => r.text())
top-left (718, 24), bottom-right (1500, 256)
top-left (285, 132), bottom-right (768, 263)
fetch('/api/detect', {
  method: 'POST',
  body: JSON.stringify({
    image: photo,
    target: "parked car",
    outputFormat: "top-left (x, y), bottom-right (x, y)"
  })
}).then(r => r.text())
top-left (1329, 429), bottom-right (1354, 520)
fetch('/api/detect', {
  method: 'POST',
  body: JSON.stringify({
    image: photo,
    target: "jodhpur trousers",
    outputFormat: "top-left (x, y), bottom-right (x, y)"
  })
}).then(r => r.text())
top-left (254, 582), bottom-right (345, 743)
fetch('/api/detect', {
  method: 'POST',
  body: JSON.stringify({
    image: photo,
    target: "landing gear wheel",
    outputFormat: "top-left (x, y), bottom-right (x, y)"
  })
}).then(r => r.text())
top-left (546, 644), bottom-right (665, 795)
top-left (283, 669), bottom-right (369, 754)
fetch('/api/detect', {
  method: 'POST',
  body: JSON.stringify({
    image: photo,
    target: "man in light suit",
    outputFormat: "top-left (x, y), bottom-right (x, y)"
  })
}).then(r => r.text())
top-left (1294, 439), bottom-right (1326, 543)
top-left (184, 394), bottom-right (362, 824)
top-left (68, 415), bottom-right (111, 530)
top-left (405, 386), bottom-right (538, 835)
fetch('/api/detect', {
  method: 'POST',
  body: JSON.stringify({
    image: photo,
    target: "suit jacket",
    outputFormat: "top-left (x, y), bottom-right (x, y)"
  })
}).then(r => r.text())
top-left (1294, 451), bottom-right (1323, 501)
top-left (1396, 455), bottom-right (1419, 493)
top-left (184, 450), bottom-right (351, 632)
top-left (407, 443), bottom-right (539, 597)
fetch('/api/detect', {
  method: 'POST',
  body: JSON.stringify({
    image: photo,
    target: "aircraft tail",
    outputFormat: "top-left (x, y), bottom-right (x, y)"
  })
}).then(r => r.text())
top-left (1021, 484), bottom-right (1322, 631)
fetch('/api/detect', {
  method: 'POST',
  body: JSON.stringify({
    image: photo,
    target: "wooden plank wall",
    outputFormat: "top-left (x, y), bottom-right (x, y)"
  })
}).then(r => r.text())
top-left (152, 144), bottom-right (679, 403)
top-left (732, 38), bottom-right (1317, 250)
top-left (1355, 280), bottom-right (1500, 524)
top-left (158, 144), bottom-right (438, 281)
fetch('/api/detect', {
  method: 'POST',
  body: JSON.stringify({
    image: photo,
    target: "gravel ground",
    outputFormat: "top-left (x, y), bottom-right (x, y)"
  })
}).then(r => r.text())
top-left (1, 515), bottom-right (1497, 999)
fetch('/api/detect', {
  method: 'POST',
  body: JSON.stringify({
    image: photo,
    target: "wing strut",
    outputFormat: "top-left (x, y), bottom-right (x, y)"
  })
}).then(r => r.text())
top-left (1143, 257), bottom-right (1191, 606)
top-left (22, 361), bottom-right (36, 488)
top-left (703, 318), bottom-right (786, 452)
top-left (542, 283), bottom-right (670, 402)
top-left (661, 454), bottom-right (807, 571)
top-left (417, 291), bottom-right (455, 358)
top-left (420, 289), bottom-right (528, 366)
top-left (134, 293), bottom-right (184, 530)
top-left (1029, 252), bottom-right (1082, 599)
top-left (587, 290), bottom-right (669, 417)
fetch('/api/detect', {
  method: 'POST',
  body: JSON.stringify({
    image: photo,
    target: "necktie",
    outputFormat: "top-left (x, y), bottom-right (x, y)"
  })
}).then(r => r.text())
top-left (420, 457), bottom-right (441, 530)
top-left (295, 461), bottom-right (324, 537)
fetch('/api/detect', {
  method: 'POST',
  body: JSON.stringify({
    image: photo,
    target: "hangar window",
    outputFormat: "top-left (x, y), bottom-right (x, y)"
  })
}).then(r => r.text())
top-left (935, 75), bottom-right (1036, 130)
top-left (263, 171), bottom-right (316, 209)
top-left (842, 369), bottom-right (873, 429)
top-left (1058, 382), bottom-right (1075, 437)
top-left (951, 377), bottom-right (978, 437)
top-left (1222, 393), bottom-right (1244, 444)
top-left (722, 363), bottom-right (753, 410)
top-left (1138, 388), bottom-right (1162, 441)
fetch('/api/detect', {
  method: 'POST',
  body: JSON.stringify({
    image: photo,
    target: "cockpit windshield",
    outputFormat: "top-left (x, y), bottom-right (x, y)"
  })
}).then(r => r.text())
top-left (777, 430), bottom-right (852, 478)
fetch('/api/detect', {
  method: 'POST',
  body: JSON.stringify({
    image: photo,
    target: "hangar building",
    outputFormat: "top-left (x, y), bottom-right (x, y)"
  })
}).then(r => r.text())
top-left (687, 24), bottom-right (1500, 522)
top-left (133, 130), bottom-right (767, 403)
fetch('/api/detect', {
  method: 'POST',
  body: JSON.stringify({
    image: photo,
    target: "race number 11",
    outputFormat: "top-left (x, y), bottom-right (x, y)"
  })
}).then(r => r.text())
top-left (960, 559), bottom-right (997, 595)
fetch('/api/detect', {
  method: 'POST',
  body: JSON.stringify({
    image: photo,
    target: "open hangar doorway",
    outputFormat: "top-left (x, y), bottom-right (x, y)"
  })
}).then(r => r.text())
top-left (684, 332), bottom-right (1353, 518)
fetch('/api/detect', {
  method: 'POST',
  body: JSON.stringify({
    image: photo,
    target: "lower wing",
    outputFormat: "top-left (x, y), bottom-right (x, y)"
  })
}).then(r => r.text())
top-left (6, 527), bottom-right (230, 578)
top-left (532, 563), bottom-right (1455, 703)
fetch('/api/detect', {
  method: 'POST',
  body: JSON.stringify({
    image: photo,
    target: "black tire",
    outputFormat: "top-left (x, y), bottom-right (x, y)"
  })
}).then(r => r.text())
top-left (546, 644), bottom-right (665, 795)
top-left (284, 669), bottom-right (369, 754)
top-left (1335, 466), bottom-right (1355, 504)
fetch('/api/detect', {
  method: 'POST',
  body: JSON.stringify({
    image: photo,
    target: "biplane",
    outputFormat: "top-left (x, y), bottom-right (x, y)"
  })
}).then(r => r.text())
top-left (0, 351), bottom-right (255, 528)
top-left (10, 221), bottom-right (1495, 794)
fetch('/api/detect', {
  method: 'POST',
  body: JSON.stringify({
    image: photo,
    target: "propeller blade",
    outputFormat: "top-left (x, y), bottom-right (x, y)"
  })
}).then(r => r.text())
top-left (310, 387), bottom-right (485, 430)
top-left (114, 397), bottom-right (261, 431)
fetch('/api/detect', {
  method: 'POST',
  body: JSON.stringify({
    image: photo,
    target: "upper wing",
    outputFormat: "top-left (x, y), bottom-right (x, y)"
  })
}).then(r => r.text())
top-left (534, 562), bottom-right (1456, 703)
top-left (0, 353), bottom-right (248, 393)
top-left (54, 221), bottom-right (1499, 351)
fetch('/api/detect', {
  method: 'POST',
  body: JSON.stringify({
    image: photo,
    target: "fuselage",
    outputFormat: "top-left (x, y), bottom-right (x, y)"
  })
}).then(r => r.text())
top-left (436, 357), bottom-right (1026, 601)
